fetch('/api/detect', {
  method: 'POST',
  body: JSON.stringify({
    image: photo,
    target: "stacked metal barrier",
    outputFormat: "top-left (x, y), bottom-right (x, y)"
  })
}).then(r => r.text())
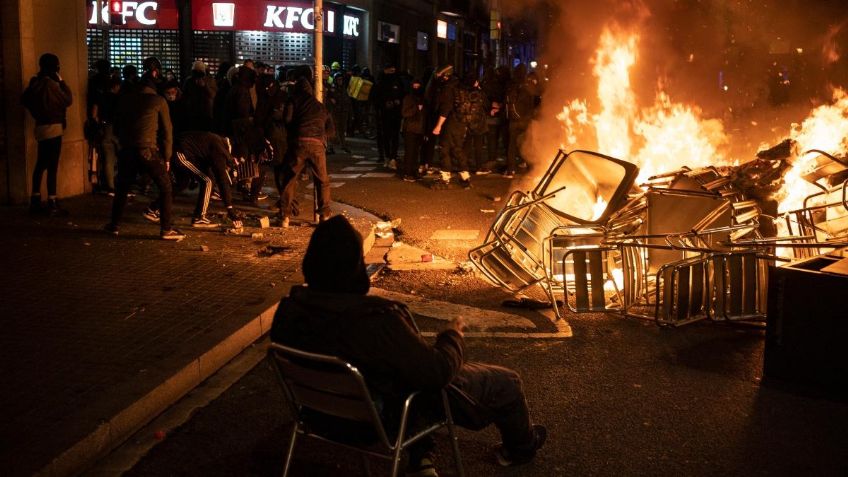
top-left (470, 149), bottom-right (848, 327)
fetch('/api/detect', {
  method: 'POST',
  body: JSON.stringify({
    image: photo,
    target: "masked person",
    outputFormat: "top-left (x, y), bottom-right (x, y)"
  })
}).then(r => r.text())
top-left (144, 131), bottom-right (243, 229)
top-left (400, 78), bottom-right (427, 181)
top-left (372, 63), bottom-right (405, 169)
top-left (22, 53), bottom-right (73, 216)
top-left (270, 216), bottom-right (547, 474)
top-left (105, 58), bottom-right (185, 240)
top-left (277, 78), bottom-right (335, 227)
top-left (504, 64), bottom-right (539, 178)
top-left (431, 66), bottom-right (473, 189)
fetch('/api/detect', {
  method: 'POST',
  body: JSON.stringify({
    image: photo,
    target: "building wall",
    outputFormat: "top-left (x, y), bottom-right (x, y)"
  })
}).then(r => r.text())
top-left (1, 0), bottom-right (89, 204)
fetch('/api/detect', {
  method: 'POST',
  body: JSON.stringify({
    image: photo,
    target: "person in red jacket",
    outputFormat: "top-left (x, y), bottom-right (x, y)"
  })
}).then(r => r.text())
top-left (22, 53), bottom-right (73, 216)
top-left (270, 216), bottom-right (546, 474)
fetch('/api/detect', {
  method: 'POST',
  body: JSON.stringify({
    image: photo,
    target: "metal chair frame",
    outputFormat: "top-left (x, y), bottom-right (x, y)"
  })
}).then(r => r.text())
top-left (269, 343), bottom-right (465, 477)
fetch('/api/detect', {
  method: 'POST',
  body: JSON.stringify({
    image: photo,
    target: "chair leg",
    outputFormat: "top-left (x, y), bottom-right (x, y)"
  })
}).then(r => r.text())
top-left (281, 422), bottom-right (299, 477)
top-left (390, 447), bottom-right (404, 477)
top-left (442, 393), bottom-right (465, 477)
top-left (360, 453), bottom-right (373, 477)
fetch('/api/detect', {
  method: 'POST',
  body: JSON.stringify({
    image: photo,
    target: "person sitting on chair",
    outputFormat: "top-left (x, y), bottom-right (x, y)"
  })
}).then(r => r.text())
top-left (270, 216), bottom-right (546, 475)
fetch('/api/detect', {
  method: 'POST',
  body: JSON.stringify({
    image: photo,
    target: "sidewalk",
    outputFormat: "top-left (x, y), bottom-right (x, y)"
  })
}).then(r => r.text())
top-left (0, 188), bottom-right (379, 476)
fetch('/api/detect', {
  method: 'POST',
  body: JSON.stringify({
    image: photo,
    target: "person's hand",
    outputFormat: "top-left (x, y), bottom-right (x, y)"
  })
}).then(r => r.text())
top-left (418, 104), bottom-right (423, 111)
top-left (447, 316), bottom-right (466, 336)
top-left (432, 125), bottom-right (441, 136)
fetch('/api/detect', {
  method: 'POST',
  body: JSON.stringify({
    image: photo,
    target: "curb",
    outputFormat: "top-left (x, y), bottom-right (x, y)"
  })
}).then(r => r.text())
top-left (37, 304), bottom-right (280, 477)
top-left (35, 202), bottom-right (381, 477)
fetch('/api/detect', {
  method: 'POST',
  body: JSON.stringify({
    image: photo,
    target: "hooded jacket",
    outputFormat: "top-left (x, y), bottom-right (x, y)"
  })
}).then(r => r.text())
top-left (285, 79), bottom-right (335, 144)
top-left (270, 286), bottom-right (464, 400)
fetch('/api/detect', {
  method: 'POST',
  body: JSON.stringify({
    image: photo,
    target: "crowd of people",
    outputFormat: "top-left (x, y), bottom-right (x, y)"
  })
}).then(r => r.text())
top-left (22, 53), bottom-right (548, 473)
top-left (23, 51), bottom-right (543, 237)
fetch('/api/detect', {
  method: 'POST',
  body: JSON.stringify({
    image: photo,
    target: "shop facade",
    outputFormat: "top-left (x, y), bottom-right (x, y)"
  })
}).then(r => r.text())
top-left (86, 0), bottom-right (371, 78)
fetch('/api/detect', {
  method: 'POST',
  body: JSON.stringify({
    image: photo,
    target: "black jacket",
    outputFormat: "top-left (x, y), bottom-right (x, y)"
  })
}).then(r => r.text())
top-left (114, 85), bottom-right (173, 160)
top-left (270, 286), bottom-right (464, 400)
top-left (401, 92), bottom-right (426, 135)
top-left (22, 75), bottom-right (73, 127)
top-left (285, 81), bottom-right (335, 143)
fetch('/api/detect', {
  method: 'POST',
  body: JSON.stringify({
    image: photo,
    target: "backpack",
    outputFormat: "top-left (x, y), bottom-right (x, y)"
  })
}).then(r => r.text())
top-left (454, 87), bottom-right (485, 128)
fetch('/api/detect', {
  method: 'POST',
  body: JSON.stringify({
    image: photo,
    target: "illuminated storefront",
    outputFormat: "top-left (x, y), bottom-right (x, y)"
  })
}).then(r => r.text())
top-left (86, 0), bottom-right (369, 77)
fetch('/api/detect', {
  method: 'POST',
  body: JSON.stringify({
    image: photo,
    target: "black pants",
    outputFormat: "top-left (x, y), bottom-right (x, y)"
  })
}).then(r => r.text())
top-left (407, 361), bottom-right (537, 464)
top-left (32, 135), bottom-right (63, 196)
top-left (402, 132), bottom-right (424, 177)
top-left (278, 141), bottom-right (331, 219)
top-left (111, 148), bottom-right (173, 230)
top-left (440, 123), bottom-right (469, 173)
top-left (507, 120), bottom-right (528, 172)
top-left (381, 112), bottom-right (401, 161)
top-left (172, 150), bottom-right (233, 218)
top-left (464, 132), bottom-right (486, 171)
top-left (487, 120), bottom-right (508, 163)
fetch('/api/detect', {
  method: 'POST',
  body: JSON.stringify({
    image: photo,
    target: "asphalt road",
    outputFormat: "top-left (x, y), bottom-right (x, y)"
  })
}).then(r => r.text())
top-left (120, 145), bottom-right (848, 476)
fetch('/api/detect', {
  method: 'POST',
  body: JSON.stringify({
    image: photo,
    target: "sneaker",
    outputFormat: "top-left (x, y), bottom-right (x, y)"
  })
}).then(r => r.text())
top-left (475, 169), bottom-right (492, 175)
top-left (160, 228), bottom-right (186, 241)
top-left (280, 216), bottom-right (290, 228)
top-left (255, 192), bottom-right (269, 201)
top-left (191, 216), bottom-right (220, 228)
top-left (493, 424), bottom-right (547, 467)
top-left (142, 208), bottom-right (160, 223)
top-left (103, 223), bottom-right (119, 236)
top-left (405, 457), bottom-right (438, 477)
top-left (211, 190), bottom-right (223, 201)
top-left (402, 175), bottom-right (417, 182)
top-left (502, 170), bottom-right (515, 179)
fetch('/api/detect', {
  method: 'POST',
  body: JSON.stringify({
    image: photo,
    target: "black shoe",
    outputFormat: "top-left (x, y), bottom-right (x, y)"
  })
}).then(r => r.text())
top-left (103, 223), bottom-right (119, 236)
top-left (461, 179), bottom-right (473, 189)
top-left (493, 424), bottom-right (547, 467)
top-left (46, 198), bottom-right (69, 217)
top-left (29, 196), bottom-right (44, 215)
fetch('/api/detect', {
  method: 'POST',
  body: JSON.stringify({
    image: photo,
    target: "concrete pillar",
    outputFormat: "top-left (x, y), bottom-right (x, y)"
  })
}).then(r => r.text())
top-left (1, 0), bottom-right (89, 204)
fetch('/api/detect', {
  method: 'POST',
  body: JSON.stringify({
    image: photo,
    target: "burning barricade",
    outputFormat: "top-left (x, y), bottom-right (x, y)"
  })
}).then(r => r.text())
top-left (470, 147), bottom-right (848, 326)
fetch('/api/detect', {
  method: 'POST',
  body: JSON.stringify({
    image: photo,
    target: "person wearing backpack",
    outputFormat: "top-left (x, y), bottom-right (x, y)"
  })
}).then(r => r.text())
top-left (22, 53), bottom-right (73, 216)
top-left (432, 68), bottom-right (474, 188)
top-left (461, 72), bottom-right (489, 175)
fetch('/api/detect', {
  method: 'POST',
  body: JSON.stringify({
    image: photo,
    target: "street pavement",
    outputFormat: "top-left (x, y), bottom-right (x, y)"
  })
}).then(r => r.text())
top-left (117, 140), bottom-right (848, 476)
top-left (0, 177), bottom-right (378, 476)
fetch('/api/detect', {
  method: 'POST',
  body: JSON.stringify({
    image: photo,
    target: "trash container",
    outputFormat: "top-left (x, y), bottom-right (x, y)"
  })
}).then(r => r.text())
top-left (764, 248), bottom-right (848, 395)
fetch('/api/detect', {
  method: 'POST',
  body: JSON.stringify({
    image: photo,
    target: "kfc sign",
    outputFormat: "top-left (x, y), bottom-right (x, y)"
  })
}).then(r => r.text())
top-left (88, 0), bottom-right (177, 28)
top-left (193, 0), bottom-right (361, 35)
top-left (262, 5), bottom-right (335, 31)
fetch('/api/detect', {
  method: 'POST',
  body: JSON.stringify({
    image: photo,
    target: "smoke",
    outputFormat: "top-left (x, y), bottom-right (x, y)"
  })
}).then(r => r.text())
top-left (502, 0), bottom-right (848, 168)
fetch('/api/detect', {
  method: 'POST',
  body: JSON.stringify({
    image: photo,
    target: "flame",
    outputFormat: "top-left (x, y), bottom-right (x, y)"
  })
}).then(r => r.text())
top-left (557, 27), bottom-right (730, 188)
top-left (592, 196), bottom-right (608, 221)
top-left (777, 87), bottom-right (848, 214)
top-left (592, 29), bottom-right (638, 159)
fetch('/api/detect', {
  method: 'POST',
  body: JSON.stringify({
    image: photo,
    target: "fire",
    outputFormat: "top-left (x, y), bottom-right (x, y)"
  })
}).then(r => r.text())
top-left (777, 87), bottom-right (848, 214)
top-left (592, 28), bottom-right (638, 159)
top-left (558, 27), bottom-right (730, 187)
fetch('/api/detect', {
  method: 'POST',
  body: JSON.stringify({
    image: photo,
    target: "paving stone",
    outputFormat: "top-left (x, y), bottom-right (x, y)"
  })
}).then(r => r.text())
top-left (0, 193), bottom-right (330, 476)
